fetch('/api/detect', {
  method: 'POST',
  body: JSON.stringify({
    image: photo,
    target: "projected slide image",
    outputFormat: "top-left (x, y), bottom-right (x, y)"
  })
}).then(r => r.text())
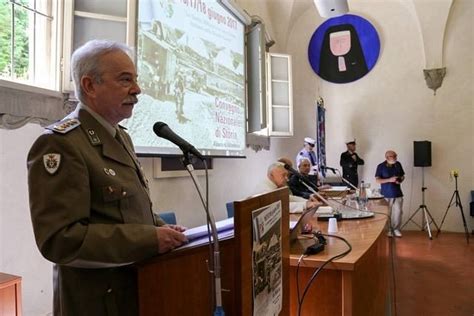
top-left (123, 0), bottom-right (246, 156)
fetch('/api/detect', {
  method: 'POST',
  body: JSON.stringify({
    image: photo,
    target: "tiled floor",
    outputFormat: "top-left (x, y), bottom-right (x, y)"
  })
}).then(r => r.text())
top-left (392, 230), bottom-right (474, 316)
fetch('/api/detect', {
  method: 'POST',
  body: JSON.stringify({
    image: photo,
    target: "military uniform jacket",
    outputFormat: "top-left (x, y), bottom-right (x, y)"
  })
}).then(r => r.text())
top-left (27, 108), bottom-right (163, 316)
top-left (339, 151), bottom-right (365, 187)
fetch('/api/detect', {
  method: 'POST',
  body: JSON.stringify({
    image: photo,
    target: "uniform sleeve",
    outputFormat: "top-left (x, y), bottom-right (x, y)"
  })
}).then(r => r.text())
top-left (355, 154), bottom-right (364, 165)
top-left (27, 134), bottom-right (159, 268)
top-left (153, 213), bottom-right (167, 226)
top-left (340, 152), bottom-right (352, 168)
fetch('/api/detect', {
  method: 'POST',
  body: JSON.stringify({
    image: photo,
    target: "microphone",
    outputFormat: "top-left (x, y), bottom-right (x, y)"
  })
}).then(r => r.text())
top-left (283, 164), bottom-right (318, 190)
top-left (283, 163), bottom-right (299, 176)
top-left (321, 166), bottom-right (337, 174)
top-left (153, 122), bottom-right (204, 160)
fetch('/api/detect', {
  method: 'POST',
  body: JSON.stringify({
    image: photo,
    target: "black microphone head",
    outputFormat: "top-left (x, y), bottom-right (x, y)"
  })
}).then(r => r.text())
top-left (153, 121), bottom-right (168, 136)
top-left (283, 164), bottom-right (296, 174)
top-left (152, 121), bottom-right (205, 160)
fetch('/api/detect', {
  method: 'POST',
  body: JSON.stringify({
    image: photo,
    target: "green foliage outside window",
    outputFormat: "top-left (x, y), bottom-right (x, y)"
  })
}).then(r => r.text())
top-left (0, 0), bottom-right (30, 80)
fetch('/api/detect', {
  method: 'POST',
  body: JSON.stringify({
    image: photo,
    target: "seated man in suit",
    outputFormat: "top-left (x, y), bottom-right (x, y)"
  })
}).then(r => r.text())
top-left (289, 158), bottom-right (331, 199)
top-left (289, 158), bottom-right (318, 199)
top-left (255, 162), bottom-right (321, 213)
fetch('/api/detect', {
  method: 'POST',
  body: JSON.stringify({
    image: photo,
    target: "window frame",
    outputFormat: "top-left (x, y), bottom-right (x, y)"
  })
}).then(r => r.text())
top-left (0, 0), bottom-right (62, 92)
top-left (61, 0), bottom-right (137, 94)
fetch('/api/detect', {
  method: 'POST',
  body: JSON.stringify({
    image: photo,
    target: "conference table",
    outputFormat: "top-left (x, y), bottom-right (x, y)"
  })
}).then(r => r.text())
top-left (137, 192), bottom-right (391, 316)
top-left (289, 199), bottom-right (392, 316)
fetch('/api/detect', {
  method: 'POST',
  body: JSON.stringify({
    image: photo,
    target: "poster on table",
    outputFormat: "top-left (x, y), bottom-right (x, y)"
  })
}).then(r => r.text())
top-left (251, 201), bottom-right (283, 316)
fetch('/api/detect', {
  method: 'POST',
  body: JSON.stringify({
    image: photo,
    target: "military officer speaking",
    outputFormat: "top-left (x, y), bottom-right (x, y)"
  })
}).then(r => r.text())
top-left (27, 40), bottom-right (188, 316)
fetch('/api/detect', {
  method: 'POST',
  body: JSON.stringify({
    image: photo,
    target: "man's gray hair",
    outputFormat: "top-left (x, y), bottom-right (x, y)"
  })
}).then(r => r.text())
top-left (297, 157), bottom-right (311, 168)
top-left (267, 162), bottom-right (285, 178)
top-left (70, 40), bottom-right (134, 103)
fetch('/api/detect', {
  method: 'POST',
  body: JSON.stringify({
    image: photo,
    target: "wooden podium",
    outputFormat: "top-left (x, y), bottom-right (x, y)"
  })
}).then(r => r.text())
top-left (137, 188), bottom-right (290, 315)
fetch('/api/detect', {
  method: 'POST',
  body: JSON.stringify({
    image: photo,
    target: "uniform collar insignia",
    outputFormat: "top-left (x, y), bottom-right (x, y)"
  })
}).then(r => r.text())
top-left (87, 129), bottom-right (101, 145)
top-left (43, 153), bottom-right (61, 174)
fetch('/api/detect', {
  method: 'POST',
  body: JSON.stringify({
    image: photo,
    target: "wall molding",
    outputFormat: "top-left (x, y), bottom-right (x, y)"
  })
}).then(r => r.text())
top-left (0, 83), bottom-right (73, 129)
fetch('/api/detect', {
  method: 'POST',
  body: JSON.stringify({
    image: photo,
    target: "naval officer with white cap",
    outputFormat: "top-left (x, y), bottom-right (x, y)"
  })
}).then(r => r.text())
top-left (296, 137), bottom-right (318, 174)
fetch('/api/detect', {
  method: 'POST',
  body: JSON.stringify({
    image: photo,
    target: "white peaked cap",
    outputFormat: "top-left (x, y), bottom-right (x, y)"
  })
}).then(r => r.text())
top-left (304, 137), bottom-right (315, 145)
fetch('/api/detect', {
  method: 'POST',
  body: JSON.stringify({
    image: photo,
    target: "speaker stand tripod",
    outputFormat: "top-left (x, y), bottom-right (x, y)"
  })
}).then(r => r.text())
top-left (436, 174), bottom-right (470, 244)
top-left (402, 167), bottom-right (440, 239)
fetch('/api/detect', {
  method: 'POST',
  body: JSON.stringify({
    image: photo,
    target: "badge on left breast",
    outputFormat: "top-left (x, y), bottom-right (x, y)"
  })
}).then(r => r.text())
top-left (43, 153), bottom-right (61, 175)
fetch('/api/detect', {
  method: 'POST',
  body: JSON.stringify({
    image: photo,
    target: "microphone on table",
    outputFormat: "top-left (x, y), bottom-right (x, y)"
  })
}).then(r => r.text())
top-left (153, 122), bottom-right (204, 160)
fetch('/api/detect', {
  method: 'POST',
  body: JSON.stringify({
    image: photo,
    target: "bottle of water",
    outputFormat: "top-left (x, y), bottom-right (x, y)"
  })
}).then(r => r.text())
top-left (359, 181), bottom-right (368, 210)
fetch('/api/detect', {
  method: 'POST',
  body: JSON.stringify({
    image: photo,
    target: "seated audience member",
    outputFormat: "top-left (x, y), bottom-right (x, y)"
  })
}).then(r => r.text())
top-left (255, 162), bottom-right (320, 213)
top-left (289, 158), bottom-right (317, 199)
top-left (289, 158), bottom-right (331, 199)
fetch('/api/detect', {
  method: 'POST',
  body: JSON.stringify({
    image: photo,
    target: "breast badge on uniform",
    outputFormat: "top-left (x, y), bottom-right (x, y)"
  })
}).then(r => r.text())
top-left (103, 168), bottom-right (116, 176)
top-left (43, 153), bottom-right (61, 175)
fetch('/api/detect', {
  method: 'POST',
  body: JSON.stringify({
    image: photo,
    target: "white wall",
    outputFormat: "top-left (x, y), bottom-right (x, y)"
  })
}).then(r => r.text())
top-left (0, 124), bottom-right (53, 316)
top-left (0, 0), bottom-right (472, 315)
top-left (285, 0), bottom-right (473, 232)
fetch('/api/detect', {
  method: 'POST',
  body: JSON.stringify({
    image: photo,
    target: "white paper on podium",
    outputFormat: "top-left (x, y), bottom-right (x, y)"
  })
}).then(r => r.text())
top-left (183, 217), bottom-right (234, 242)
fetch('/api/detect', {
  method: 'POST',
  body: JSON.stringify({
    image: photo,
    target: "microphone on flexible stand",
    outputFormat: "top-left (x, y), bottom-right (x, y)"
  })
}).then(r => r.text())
top-left (153, 122), bottom-right (204, 160)
top-left (153, 122), bottom-right (224, 315)
top-left (321, 166), bottom-right (337, 174)
top-left (321, 166), bottom-right (358, 190)
top-left (341, 177), bottom-right (358, 191)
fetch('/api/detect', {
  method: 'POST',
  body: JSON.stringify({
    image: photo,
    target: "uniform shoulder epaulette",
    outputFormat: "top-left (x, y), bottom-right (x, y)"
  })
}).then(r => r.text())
top-left (46, 118), bottom-right (81, 134)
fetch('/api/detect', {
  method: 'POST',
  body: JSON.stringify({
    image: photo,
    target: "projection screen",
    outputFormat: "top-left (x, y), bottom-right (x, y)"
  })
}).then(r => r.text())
top-left (122, 0), bottom-right (246, 157)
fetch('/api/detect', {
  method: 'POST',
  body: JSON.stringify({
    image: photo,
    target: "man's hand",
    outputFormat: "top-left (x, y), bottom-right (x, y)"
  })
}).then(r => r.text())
top-left (155, 227), bottom-right (188, 254)
top-left (306, 199), bottom-right (323, 210)
top-left (389, 176), bottom-right (398, 183)
top-left (165, 224), bottom-right (187, 232)
top-left (318, 184), bottom-right (332, 190)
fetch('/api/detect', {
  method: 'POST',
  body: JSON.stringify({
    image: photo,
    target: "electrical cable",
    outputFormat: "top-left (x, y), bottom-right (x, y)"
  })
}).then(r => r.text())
top-left (295, 253), bottom-right (308, 311)
top-left (297, 233), bottom-right (352, 316)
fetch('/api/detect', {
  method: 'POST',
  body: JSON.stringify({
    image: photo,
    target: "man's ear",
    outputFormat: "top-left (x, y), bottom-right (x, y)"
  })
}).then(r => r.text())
top-left (81, 76), bottom-right (96, 99)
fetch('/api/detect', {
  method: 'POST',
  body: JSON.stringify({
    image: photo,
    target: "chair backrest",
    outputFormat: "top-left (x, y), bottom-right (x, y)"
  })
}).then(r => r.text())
top-left (159, 211), bottom-right (177, 225)
top-left (226, 202), bottom-right (234, 218)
